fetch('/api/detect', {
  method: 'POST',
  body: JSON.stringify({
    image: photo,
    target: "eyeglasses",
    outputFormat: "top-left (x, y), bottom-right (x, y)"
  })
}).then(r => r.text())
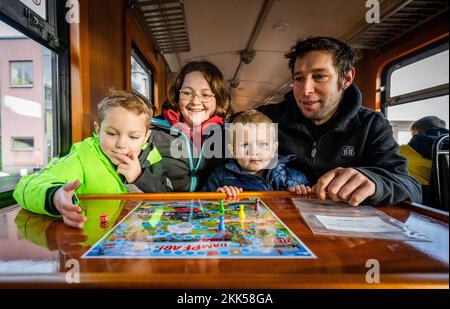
top-left (179, 89), bottom-right (215, 103)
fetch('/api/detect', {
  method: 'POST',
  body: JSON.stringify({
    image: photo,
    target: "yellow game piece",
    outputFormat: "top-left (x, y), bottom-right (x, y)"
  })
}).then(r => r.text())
top-left (238, 204), bottom-right (246, 221)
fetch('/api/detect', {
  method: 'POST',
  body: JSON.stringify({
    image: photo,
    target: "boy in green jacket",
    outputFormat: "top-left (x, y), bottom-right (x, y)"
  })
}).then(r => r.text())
top-left (13, 90), bottom-right (171, 229)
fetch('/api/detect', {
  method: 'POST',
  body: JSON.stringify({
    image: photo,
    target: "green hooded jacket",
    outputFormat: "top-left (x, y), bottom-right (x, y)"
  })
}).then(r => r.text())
top-left (13, 135), bottom-right (163, 217)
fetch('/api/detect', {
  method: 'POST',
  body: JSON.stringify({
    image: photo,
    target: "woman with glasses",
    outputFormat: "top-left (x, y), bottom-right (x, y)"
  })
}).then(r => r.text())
top-left (150, 61), bottom-right (233, 192)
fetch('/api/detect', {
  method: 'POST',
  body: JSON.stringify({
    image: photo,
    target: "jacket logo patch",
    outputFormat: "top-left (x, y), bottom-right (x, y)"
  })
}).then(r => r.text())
top-left (341, 146), bottom-right (355, 157)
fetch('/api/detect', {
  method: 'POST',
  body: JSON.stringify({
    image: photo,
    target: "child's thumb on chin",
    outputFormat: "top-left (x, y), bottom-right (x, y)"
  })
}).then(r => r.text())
top-left (130, 152), bottom-right (138, 160)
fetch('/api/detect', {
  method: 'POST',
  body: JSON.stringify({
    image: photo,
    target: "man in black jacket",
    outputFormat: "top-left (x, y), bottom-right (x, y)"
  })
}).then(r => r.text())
top-left (259, 37), bottom-right (421, 206)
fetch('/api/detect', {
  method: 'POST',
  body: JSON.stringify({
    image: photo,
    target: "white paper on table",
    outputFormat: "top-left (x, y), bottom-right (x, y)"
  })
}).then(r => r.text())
top-left (315, 215), bottom-right (401, 233)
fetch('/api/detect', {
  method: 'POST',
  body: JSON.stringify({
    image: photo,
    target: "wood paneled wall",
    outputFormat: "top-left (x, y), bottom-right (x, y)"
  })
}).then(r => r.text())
top-left (70, 0), bottom-right (169, 143)
top-left (88, 0), bottom-right (126, 120)
top-left (70, 0), bottom-right (91, 143)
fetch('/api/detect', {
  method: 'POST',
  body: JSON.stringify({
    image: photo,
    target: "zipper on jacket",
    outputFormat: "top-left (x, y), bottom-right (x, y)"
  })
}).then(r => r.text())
top-left (153, 119), bottom-right (206, 192)
top-left (311, 142), bottom-right (317, 158)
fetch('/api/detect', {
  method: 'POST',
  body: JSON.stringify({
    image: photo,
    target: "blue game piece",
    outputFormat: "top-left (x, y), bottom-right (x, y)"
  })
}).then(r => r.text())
top-left (217, 215), bottom-right (226, 232)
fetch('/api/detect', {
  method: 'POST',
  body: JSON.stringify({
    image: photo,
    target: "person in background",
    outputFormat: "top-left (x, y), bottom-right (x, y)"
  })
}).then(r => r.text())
top-left (400, 116), bottom-right (448, 187)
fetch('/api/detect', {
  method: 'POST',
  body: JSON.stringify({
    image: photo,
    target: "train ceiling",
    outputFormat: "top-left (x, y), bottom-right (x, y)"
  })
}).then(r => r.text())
top-left (135, 0), bottom-right (448, 111)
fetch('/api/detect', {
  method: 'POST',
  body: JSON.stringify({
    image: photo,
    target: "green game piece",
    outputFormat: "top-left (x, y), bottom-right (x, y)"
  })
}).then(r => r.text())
top-left (219, 200), bottom-right (224, 213)
top-left (149, 208), bottom-right (164, 227)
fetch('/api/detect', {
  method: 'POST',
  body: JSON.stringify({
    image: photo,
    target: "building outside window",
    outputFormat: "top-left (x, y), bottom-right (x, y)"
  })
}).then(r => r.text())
top-left (0, 21), bottom-right (52, 188)
top-left (0, 0), bottom-right (70, 202)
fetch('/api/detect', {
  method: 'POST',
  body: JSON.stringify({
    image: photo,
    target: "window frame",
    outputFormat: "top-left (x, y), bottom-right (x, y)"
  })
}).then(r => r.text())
top-left (0, 0), bottom-right (71, 203)
top-left (131, 45), bottom-right (154, 104)
top-left (0, 0), bottom-right (58, 49)
top-left (9, 60), bottom-right (34, 88)
top-left (381, 38), bottom-right (449, 116)
top-left (11, 137), bottom-right (35, 152)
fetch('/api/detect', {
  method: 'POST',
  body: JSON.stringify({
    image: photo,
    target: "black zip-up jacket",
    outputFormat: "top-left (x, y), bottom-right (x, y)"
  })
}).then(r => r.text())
top-left (258, 84), bottom-right (422, 206)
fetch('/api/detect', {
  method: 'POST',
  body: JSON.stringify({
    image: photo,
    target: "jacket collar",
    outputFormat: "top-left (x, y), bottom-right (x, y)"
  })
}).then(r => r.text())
top-left (151, 117), bottom-right (171, 129)
top-left (282, 83), bottom-right (363, 133)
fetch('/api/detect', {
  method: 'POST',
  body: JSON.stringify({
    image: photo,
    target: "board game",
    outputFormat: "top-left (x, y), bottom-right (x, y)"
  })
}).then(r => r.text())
top-left (82, 198), bottom-right (316, 259)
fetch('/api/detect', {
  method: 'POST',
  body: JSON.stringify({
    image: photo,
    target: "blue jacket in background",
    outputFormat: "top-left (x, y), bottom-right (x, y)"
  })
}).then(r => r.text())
top-left (201, 155), bottom-right (309, 192)
top-left (409, 127), bottom-right (449, 159)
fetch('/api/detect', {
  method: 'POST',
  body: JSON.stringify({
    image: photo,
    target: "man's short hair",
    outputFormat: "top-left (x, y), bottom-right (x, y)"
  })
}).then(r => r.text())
top-left (285, 36), bottom-right (356, 86)
top-left (97, 89), bottom-right (153, 128)
top-left (411, 116), bottom-right (447, 134)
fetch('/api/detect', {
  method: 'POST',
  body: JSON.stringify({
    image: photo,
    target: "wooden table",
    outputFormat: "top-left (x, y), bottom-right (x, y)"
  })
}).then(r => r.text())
top-left (0, 192), bottom-right (448, 289)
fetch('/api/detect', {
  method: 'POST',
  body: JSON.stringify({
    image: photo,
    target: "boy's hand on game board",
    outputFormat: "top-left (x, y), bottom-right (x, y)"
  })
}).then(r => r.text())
top-left (53, 180), bottom-right (86, 229)
top-left (115, 152), bottom-right (142, 183)
top-left (217, 186), bottom-right (243, 197)
top-left (289, 184), bottom-right (311, 195)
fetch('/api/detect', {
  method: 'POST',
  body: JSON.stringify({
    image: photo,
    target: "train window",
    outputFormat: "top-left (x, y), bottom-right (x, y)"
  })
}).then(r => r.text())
top-left (0, 20), bottom-right (55, 193)
top-left (390, 50), bottom-right (449, 97)
top-left (10, 60), bottom-right (34, 87)
top-left (0, 0), bottom-right (70, 201)
top-left (388, 96), bottom-right (449, 144)
top-left (383, 41), bottom-right (449, 144)
top-left (131, 47), bottom-right (153, 103)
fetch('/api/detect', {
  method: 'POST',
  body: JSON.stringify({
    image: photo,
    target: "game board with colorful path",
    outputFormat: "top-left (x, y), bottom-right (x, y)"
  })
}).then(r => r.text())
top-left (82, 198), bottom-right (316, 259)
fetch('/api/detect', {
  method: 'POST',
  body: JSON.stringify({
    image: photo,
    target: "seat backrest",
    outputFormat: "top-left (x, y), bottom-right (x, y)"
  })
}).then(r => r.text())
top-left (427, 134), bottom-right (449, 211)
